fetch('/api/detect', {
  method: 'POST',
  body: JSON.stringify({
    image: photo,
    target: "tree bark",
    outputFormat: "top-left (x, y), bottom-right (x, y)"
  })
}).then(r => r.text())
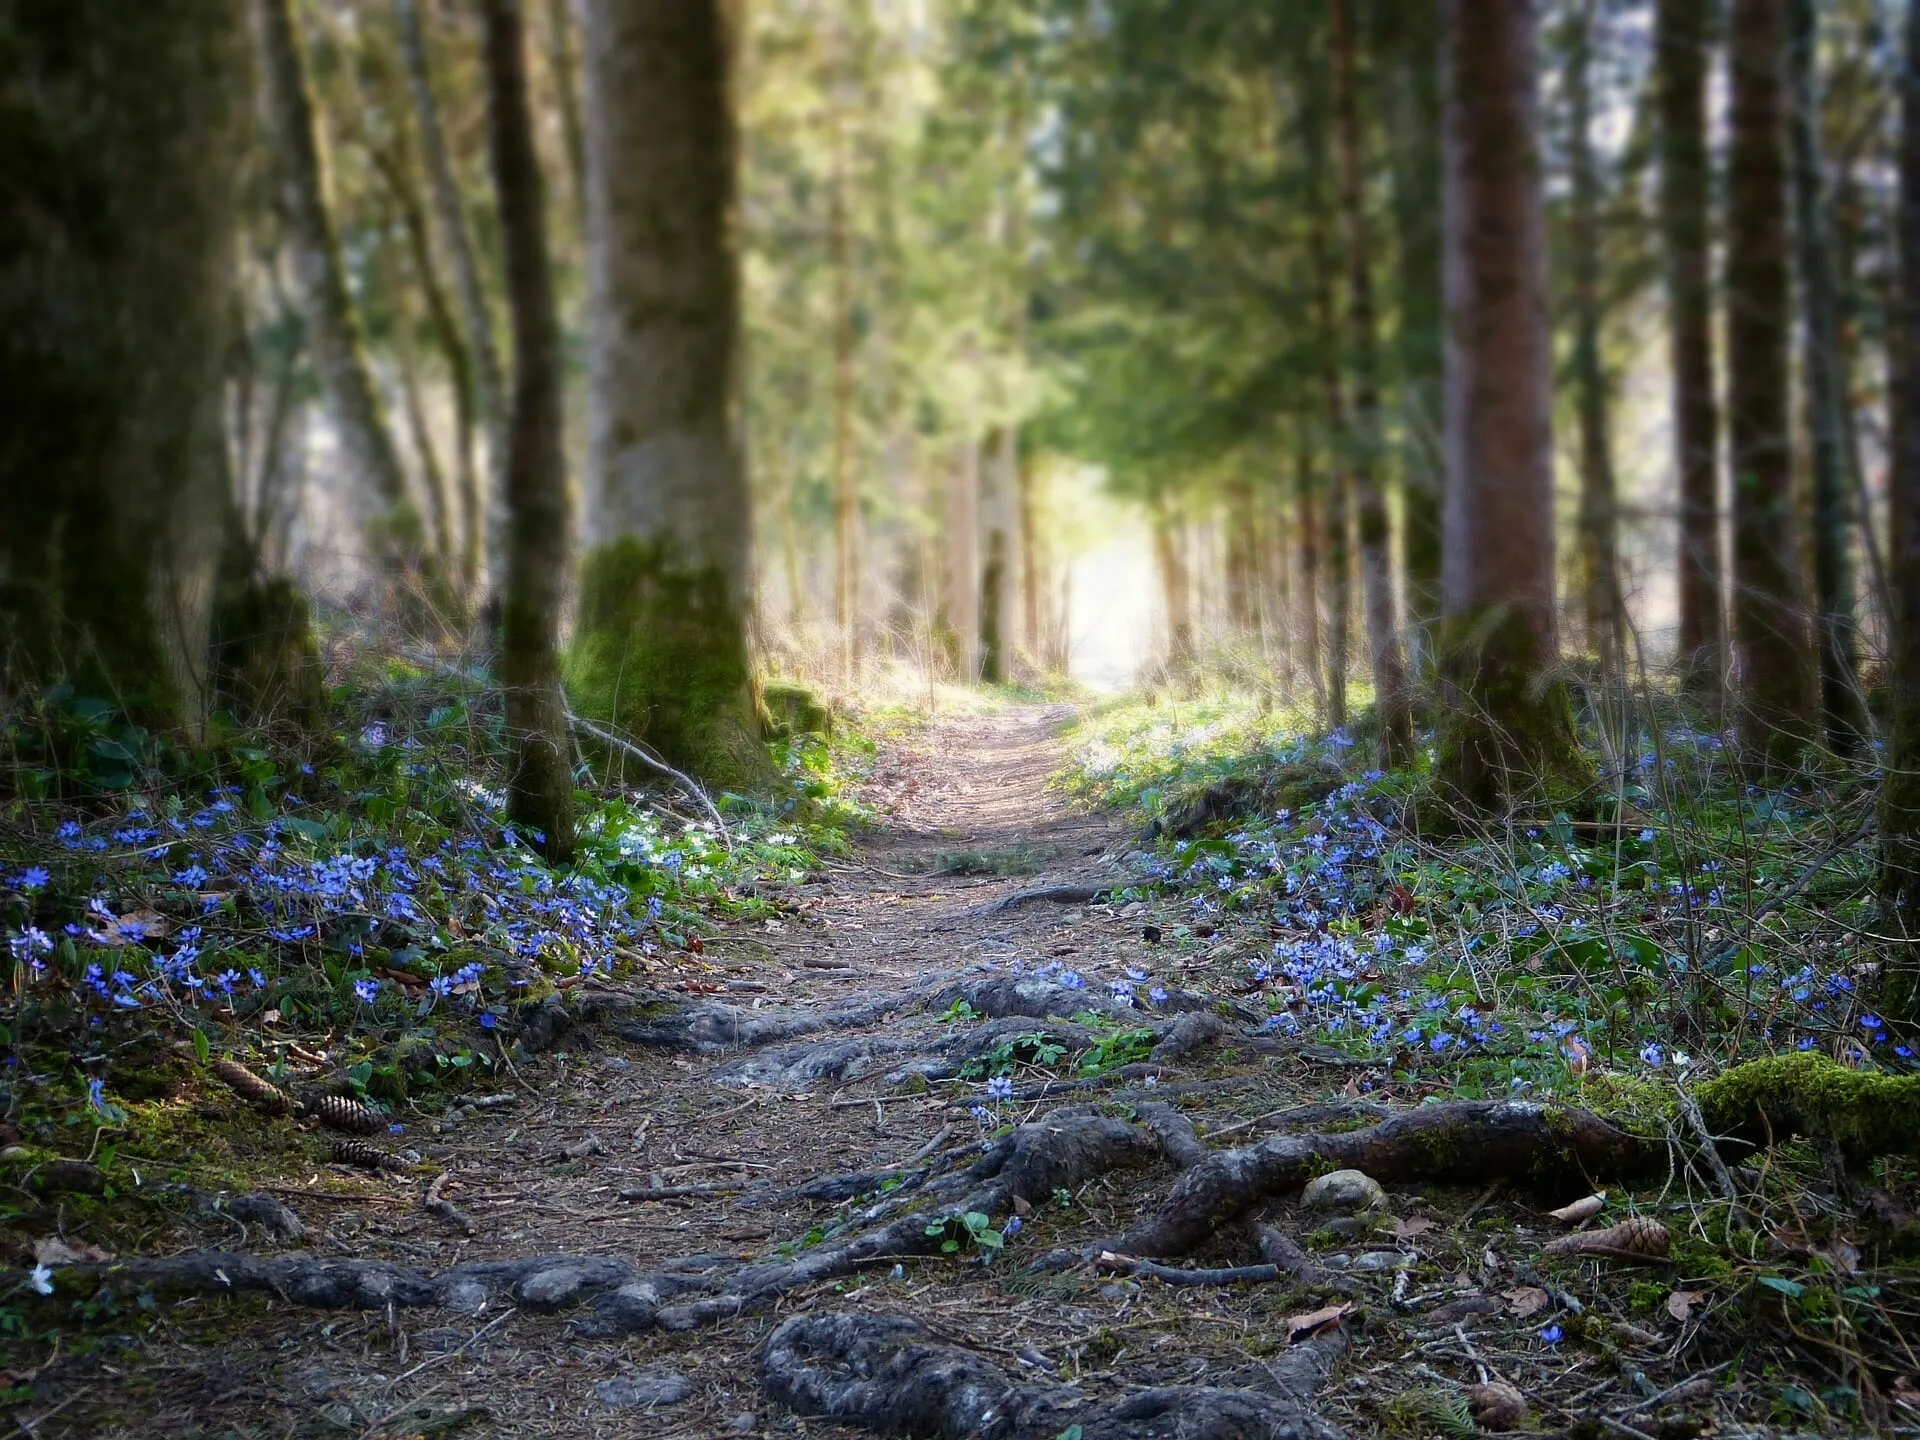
top-left (1881, 0), bottom-right (1920, 988)
top-left (1786, 0), bottom-right (1868, 752)
top-left (394, 0), bottom-right (506, 603)
top-left (1331, 0), bottom-right (1416, 769)
top-left (831, 108), bottom-right (860, 678)
top-left (0, 0), bottom-right (247, 728)
top-left (254, 0), bottom-right (418, 563)
top-left (1727, 0), bottom-right (1817, 767)
top-left (979, 428), bottom-right (1017, 684)
top-left (1435, 0), bottom-right (1587, 810)
top-left (1308, 218), bottom-right (1350, 731)
top-left (483, 0), bottom-right (576, 859)
top-left (542, 0), bottom-right (589, 230)
top-left (1152, 492), bottom-right (1194, 675)
top-left (1656, 0), bottom-right (1726, 699)
top-left (1385, 7), bottom-right (1445, 657)
top-left (1294, 435), bottom-right (1325, 720)
top-left (1566, 0), bottom-right (1626, 677)
top-left (1018, 439), bottom-right (1044, 664)
top-left (574, 0), bottom-right (773, 792)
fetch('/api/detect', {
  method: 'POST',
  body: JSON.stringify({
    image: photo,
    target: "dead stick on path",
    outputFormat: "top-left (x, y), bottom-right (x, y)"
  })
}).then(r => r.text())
top-left (423, 1173), bottom-right (477, 1236)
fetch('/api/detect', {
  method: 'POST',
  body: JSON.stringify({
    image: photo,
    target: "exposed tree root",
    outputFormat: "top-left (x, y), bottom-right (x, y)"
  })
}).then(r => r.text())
top-left (51, 1107), bottom-right (1166, 1338)
top-left (759, 1311), bottom-right (1348, 1440)
top-left (963, 882), bottom-right (1111, 915)
top-left (598, 969), bottom-right (1245, 1084)
top-left (1074, 1099), bottom-right (1664, 1262)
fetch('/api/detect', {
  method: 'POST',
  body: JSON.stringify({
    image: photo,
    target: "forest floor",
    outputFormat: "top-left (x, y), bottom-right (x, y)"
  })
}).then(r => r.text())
top-left (4, 700), bottom-right (1903, 1439)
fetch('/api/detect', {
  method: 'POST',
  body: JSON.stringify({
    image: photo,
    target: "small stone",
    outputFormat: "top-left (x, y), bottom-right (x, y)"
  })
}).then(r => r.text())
top-left (727, 1412), bottom-right (757, 1432)
top-left (1302, 1169), bottom-right (1387, 1214)
top-left (597, 1369), bottom-right (694, 1409)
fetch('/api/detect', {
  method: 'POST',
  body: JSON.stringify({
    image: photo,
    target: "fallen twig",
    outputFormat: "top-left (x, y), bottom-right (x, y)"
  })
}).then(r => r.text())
top-left (423, 1173), bottom-right (477, 1236)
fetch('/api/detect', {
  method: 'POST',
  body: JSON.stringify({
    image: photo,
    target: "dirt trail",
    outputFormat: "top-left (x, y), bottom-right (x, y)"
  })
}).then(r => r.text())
top-left (55, 703), bottom-right (1228, 1439)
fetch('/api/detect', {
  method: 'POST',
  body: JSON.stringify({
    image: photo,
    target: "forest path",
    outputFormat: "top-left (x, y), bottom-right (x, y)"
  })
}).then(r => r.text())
top-left (75, 701), bottom-right (1255, 1440)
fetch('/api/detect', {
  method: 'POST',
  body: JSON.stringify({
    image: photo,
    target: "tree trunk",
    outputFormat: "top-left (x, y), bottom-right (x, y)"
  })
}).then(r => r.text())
top-left (1566, 0), bottom-right (1626, 677)
top-left (979, 427), bottom-right (1017, 684)
top-left (1294, 435), bottom-right (1325, 720)
top-left (394, 0), bottom-right (506, 603)
top-left (0, 0), bottom-right (247, 729)
top-left (945, 438), bottom-right (981, 679)
top-left (1435, 0), bottom-right (1587, 810)
top-left (370, 126), bottom-right (475, 608)
top-left (831, 109), bottom-right (860, 679)
top-left (1152, 493), bottom-right (1194, 675)
top-left (1385, 8), bottom-right (1445, 658)
top-left (483, 0), bottom-right (576, 859)
top-left (543, 0), bottom-right (589, 229)
top-left (255, 0), bottom-right (418, 568)
top-left (573, 0), bottom-right (773, 792)
top-left (1727, 0), bottom-right (1817, 767)
top-left (1018, 440), bottom-right (1043, 664)
top-left (1224, 473), bottom-right (1256, 635)
top-left (1331, 0), bottom-right (1416, 770)
top-left (1308, 218), bottom-right (1350, 731)
top-left (1881, 0), bottom-right (1920, 980)
top-left (1655, 0), bottom-right (1726, 699)
top-left (1786, 0), bottom-right (1868, 752)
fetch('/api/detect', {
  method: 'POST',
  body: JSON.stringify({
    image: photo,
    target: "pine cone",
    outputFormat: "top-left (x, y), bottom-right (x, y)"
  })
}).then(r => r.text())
top-left (330, 1140), bottom-right (412, 1174)
top-left (211, 1059), bottom-right (295, 1116)
top-left (304, 1093), bottom-right (384, 1136)
top-left (1543, 1215), bottom-right (1670, 1260)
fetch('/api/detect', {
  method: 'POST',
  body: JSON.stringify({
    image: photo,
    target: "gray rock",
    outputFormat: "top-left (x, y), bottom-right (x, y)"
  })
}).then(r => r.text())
top-left (597, 1369), bottom-right (695, 1409)
top-left (1301, 1169), bottom-right (1386, 1214)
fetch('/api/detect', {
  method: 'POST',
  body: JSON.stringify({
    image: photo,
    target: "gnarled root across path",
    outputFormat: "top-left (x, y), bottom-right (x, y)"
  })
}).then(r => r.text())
top-left (21, 705), bottom-right (1875, 1440)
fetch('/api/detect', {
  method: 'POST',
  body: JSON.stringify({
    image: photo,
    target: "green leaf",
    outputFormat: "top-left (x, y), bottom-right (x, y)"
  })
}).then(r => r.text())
top-left (1756, 1275), bottom-right (1805, 1300)
top-left (192, 1029), bottom-right (211, 1065)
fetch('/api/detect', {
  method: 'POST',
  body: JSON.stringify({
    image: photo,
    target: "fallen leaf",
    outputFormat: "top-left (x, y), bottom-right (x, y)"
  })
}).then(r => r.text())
top-left (1667, 1289), bottom-right (1706, 1321)
top-left (1393, 1216), bottom-right (1438, 1239)
top-left (1548, 1192), bottom-right (1606, 1224)
top-left (34, 1237), bottom-right (111, 1265)
top-left (1892, 1376), bottom-right (1920, 1409)
top-left (1283, 1302), bottom-right (1352, 1343)
top-left (1012, 1195), bottom-right (1032, 1216)
top-left (1502, 1286), bottom-right (1549, 1319)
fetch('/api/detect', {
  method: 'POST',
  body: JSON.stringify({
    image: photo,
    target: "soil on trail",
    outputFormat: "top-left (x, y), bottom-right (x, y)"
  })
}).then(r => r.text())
top-left (14, 705), bottom-right (1722, 1439)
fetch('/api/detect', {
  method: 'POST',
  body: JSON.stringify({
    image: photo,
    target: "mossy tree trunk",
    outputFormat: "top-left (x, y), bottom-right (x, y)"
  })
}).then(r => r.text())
top-left (1727, 0), bottom-right (1817, 769)
top-left (1786, 0), bottom-right (1868, 754)
top-left (1331, 0), bottom-right (1415, 770)
top-left (1435, 0), bottom-right (1588, 811)
top-left (1656, 0), bottom-right (1726, 702)
top-left (254, 0), bottom-right (423, 591)
top-left (394, 0), bottom-right (506, 609)
top-left (483, 0), bottom-right (576, 860)
top-left (573, 0), bottom-right (775, 793)
top-left (0, 0), bottom-right (245, 729)
top-left (1882, 0), bottom-right (1920, 1001)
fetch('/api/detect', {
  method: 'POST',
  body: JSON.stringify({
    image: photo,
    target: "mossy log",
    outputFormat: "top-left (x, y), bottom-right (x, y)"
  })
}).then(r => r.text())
top-left (1696, 1051), bottom-right (1920, 1162)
